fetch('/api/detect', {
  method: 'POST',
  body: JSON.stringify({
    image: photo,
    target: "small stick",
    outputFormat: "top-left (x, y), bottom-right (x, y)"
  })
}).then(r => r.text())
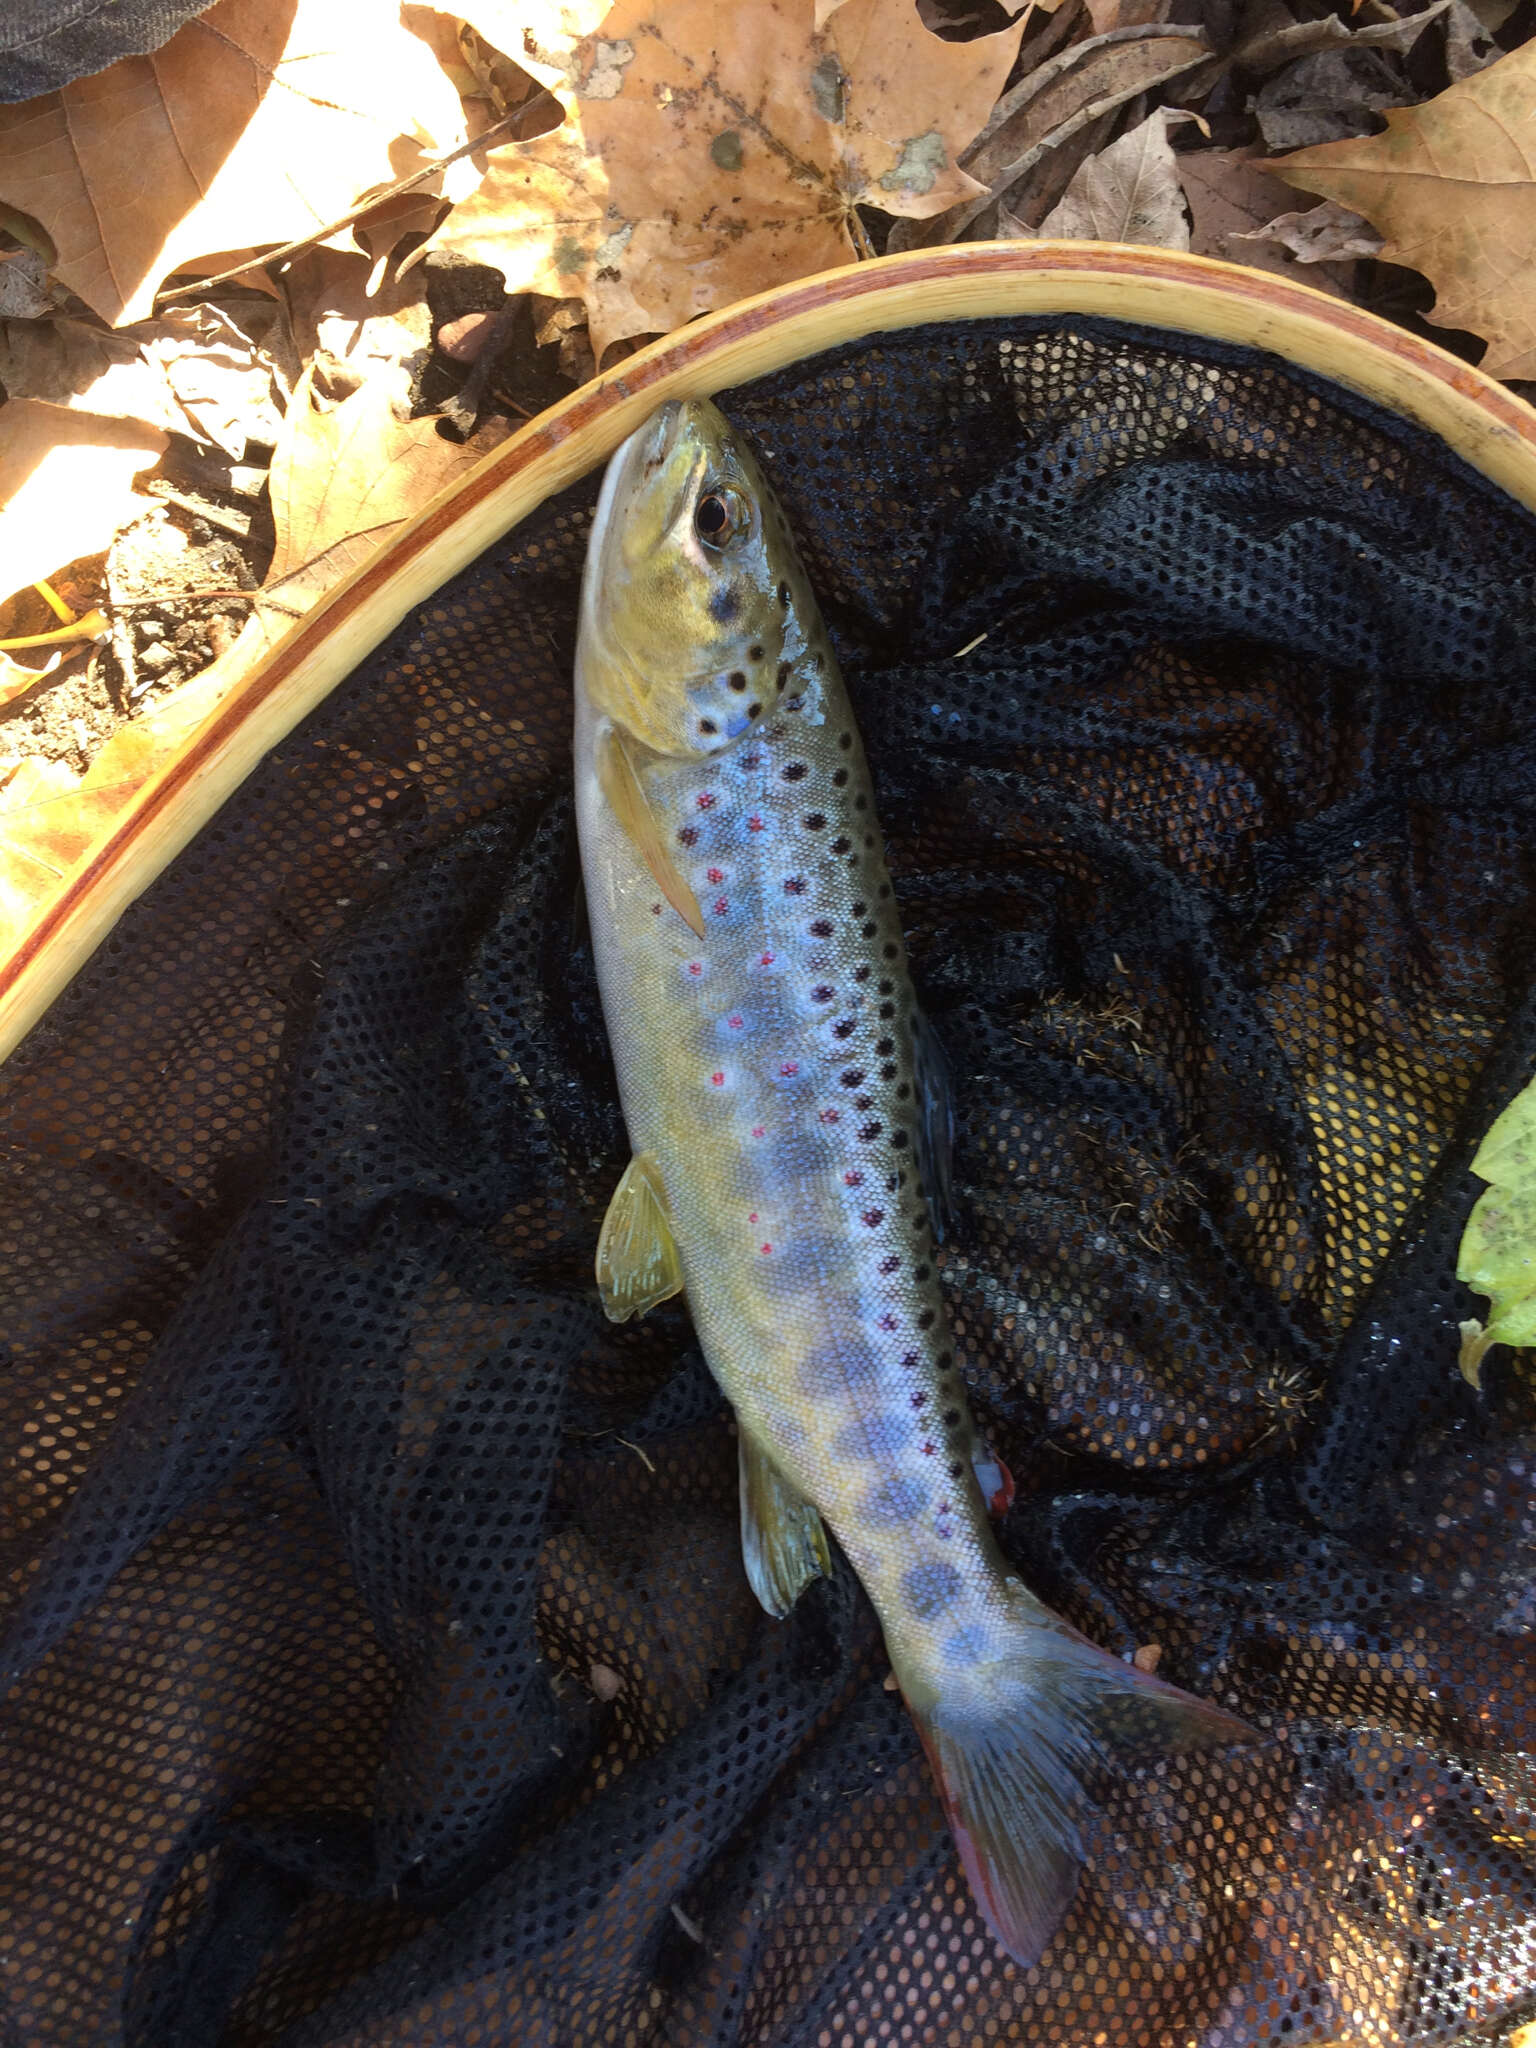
top-left (151, 100), bottom-right (553, 307)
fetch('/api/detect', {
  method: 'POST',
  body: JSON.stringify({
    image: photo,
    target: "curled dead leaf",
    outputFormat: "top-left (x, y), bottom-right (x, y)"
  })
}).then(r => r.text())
top-left (892, 23), bottom-right (1210, 247)
top-left (1029, 107), bottom-right (1196, 249)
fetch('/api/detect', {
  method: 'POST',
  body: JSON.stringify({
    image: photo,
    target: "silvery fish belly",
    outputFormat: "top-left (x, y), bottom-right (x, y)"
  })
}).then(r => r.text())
top-left (572, 397), bottom-right (1252, 1969)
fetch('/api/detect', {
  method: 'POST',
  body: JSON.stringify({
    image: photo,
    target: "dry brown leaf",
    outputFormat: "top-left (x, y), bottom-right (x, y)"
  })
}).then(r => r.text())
top-left (1177, 148), bottom-right (1354, 299)
top-left (891, 23), bottom-right (1209, 247)
top-left (1084, 0), bottom-right (1170, 33)
top-left (0, 401), bottom-right (167, 604)
top-left (1230, 199), bottom-right (1383, 266)
top-left (451, 1), bottom-right (620, 87)
top-left (422, 0), bottom-right (1027, 359)
top-left (0, 367), bottom-right (505, 961)
top-left (1234, 0), bottom-right (1451, 76)
top-left (1028, 108), bottom-right (1194, 248)
top-left (139, 303), bottom-right (287, 459)
top-left (0, 0), bottom-right (473, 327)
top-left (0, 316), bottom-right (182, 427)
top-left (1272, 41), bottom-right (1536, 379)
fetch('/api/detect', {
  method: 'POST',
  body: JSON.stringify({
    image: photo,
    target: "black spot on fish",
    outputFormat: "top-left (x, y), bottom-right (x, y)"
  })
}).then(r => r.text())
top-left (776, 662), bottom-right (791, 691)
top-left (883, 944), bottom-right (899, 960)
top-left (833, 1019), bottom-right (856, 1039)
top-left (678, 826), bottom-right (698, 846)
top-left (812, 985), bottom-right (834, 1003)
top-left (877, 1038), bottom-right (894, 1055)
top-left (699, 719), bottom-right (717, 735)
top-left (879, 1002), bottom-right (895, 1019)
top-left (709, 586), bottom-right (740, 623)
top-left (839, 733), bottom-right (852, 750)
top-left (777, 582), bottom-right (790, 607)
top-left (944, 1409), bottom-right (961, 1427)
top-left (914, 1264), bottom-right (930, 1282)
top-left (782, 762), bottom-right (807, 781)
top-left (749, 644), bottom-right (764, 661)
top-left (862, 922), bottom-right (877, 938)
top-left (832, 836), bottom-right (851, 854)
top-left (852, 902), bottom-right (867, 916)
top-left (810, 919), bottom-right (833, 937)
top-left (833, 768), bottom-right (849, 786)
top-left (896, 1081), bottom-right (910, 1097)
top-left (729, 671), bottom-right (748, 691)
top-left (949, 1461), bottom-right (965, 1479)
top-left (860, 1121), bottom-right (882, 1141)
top-left (917, 1309), bottom-right (936, 1329)
top-left (803, 813), bottom-right (826, 831)
top-left (881, 1256), bottom-right (901, 1274)
top-left (784, 876), bottom-right (807, 895)
top-left (854, 794), bottom-right (868, 811)
top-left (891, 1130), bottom-right (908, 1149)
top-left (747, 703), bottom-right (762, 719)
top-left (853, 965), bottom-right (869, 982)
top-left (841, 1069), bottom-right (864, 1087)
top-left (903, 1559), bottom-right (962, 1618)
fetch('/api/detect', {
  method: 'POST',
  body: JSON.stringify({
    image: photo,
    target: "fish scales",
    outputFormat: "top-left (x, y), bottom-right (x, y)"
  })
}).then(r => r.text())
top-left (573, 398), bottom-right (1254, 1969)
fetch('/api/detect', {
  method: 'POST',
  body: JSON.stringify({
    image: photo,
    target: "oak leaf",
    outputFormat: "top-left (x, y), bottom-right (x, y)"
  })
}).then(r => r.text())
top-left (421, 0), bottom-right (1027, 360)
top-left (1271, 41), bottom-right (1536, 380)
top-left (0, 0), bottom-right (473, 328)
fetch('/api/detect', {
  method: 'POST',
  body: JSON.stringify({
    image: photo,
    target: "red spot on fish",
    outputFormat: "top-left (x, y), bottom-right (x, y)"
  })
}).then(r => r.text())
top-left (877, 1312), bottom-right (897, 1331)
top-left (760, 1243), bottom-right (773, 1256)
top-left (749, 1213), bottom-right (758, 1224)
top-left (760, 951), bottom-right (775, 965)
top-left (780, 1061), bottom-right (798, 1076)
top-left (696, 792), bottom-right (716, 810)
top-left (688, 962), bottom-right (702, 976)
top-left (911, 1392), bottom-right (927, 1408)
top-left (707, 867), bottom-right (724, 884)
top-left (741, 752), bottom-right (761, 769)
top-left (728, 1014), bottom-right (744, 1030)
top-left (751, 1125), bottom-right (765, 1138)
top-left (819, 1107), bottom-right (840, 1124)
top-left (713, 897), bottom-right (729, 915)
top-left (844, 1170), bottom-right (863, 1187)
top-left (711, 1072), bottom-right (725, 1087)
top-left (922, 1441), bottom-right (937, 1457)
top-left (748, 816), bottom-right (765, 832)
top-left (861, 1208), bottom-right (885, 1227)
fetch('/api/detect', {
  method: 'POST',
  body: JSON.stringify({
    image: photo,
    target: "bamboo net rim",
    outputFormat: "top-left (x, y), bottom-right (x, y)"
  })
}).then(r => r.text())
top-left (4, 240), bottom-right (1535, 1065)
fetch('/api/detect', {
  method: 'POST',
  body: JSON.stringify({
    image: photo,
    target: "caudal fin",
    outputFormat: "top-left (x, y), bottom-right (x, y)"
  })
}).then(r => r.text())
top-left (908, 1621), bottom-right (1254, 1970)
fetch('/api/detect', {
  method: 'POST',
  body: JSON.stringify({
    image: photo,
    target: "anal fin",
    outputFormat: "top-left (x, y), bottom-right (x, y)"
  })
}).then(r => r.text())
top-left (739, 1431), bottom-right (830, 1618)
top-left (596, 1153), bottom-right (684, 1323)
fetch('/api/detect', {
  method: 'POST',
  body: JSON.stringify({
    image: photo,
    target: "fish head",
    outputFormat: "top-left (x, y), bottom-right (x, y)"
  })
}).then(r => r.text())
top-left (579, 397), bottom-right (805, 759)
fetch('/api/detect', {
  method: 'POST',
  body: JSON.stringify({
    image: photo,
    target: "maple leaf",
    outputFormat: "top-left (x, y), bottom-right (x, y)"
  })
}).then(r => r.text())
top-left (1271, 41), bottom-right (1536, 381)
top-left (422, 0), bottom-right (1027, 360)
top-left (0, 0), bottom-right (472, 328)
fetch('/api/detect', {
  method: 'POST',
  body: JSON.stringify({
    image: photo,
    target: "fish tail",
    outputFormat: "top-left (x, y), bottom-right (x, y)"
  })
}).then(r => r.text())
top-left (905, 1607), bottom-right (1254, 1970)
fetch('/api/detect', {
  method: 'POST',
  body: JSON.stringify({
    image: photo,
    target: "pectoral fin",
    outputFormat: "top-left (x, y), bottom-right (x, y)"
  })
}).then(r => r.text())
top-left (596, 1153), bottom-right (684, 1322)
top-left (595, 720), bottom-right (706, 937)
top-left (739, 1431), bottom-right (831, 1618)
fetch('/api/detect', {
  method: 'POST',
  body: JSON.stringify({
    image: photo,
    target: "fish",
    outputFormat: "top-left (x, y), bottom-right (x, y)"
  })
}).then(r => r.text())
top-left (572, 395), bottom-right (1254, 1968)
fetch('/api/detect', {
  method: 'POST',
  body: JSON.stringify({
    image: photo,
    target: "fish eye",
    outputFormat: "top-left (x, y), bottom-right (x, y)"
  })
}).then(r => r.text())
top-left (695, 487), bottom-right (747, 550)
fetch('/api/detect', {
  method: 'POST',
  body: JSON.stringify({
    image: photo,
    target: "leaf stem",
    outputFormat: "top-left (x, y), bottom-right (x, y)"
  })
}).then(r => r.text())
top-left (151, 98), bottom-right (558, 307)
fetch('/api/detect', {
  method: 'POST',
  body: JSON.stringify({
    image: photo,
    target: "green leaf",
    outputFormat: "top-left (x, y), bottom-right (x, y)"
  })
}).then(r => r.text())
top-left (1456, 1072), bottom-right (1536, 1388)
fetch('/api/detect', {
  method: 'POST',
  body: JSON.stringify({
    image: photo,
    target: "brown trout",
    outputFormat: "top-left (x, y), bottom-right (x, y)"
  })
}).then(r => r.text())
top-left (573, 397), bottom-right (1251, 1966)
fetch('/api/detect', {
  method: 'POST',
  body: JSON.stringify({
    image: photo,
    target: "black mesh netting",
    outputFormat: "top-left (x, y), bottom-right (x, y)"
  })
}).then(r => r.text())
top-left (3, 314), bottom-right (1536, 2047)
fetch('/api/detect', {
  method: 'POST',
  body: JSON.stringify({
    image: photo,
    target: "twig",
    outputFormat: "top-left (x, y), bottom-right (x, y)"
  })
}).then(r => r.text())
top-left (151, 99), bottom-right (555, 307)
top-left (144, 478), bottom-right (253, 539)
